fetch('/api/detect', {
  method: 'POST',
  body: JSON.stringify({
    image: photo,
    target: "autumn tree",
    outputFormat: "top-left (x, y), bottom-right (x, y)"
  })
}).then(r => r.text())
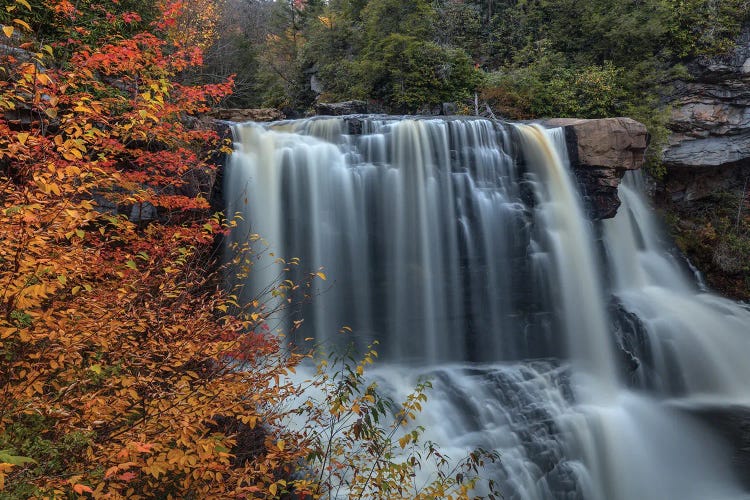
top-left (1, 1), bottom-right (500, 498)
top-left (0, 0), bottom-right (317, 496)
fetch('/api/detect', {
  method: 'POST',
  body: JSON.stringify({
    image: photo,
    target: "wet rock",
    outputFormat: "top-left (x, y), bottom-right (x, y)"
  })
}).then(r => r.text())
top-left (314, 100), bottom-right (369, 116)
top-left (678, 405), bottom-right (750, 490)
top-left (207, 108), bottom-right (285, 122)
top-left (129, 201), bottom-right (157, 222)
top-left (442, 102), bottom-right (459, 115)
top-left (545, 117), bottom-right (648, 171)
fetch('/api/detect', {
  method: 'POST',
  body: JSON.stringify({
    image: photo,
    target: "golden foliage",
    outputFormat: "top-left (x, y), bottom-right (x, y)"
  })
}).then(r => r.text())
top-left (0, 1), bottom-right (501, 497)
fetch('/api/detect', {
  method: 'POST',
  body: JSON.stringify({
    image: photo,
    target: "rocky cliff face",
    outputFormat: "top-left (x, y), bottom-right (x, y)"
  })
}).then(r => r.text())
top-left (664, 23), bottom-right (750, 201)
top-left (657, 25), bottom-right (750, 301)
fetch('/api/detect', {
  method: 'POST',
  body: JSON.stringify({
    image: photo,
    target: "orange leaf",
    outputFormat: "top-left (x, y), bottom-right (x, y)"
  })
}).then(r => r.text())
top-left (117, 471), bottom-right (137, 482)
top-left (134, 442), bottom-right (154, 453)
top-left (73, 484), bottom-right (93, 494)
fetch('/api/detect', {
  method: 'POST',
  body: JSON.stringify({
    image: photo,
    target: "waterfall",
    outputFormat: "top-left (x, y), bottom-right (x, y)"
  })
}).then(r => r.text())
top-left (226, 116), bottom-right (750, 499)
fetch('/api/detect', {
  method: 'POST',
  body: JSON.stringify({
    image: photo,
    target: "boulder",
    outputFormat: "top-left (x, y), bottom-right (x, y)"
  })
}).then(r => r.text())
top-left (545, 117), bottom-right (648, 170)
top-left (543, 117), bottom-right (649, 219)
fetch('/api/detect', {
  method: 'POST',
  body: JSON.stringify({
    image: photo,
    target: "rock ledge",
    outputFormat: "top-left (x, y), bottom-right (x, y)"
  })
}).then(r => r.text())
top-left (543, 117), bottom-right (649, 219)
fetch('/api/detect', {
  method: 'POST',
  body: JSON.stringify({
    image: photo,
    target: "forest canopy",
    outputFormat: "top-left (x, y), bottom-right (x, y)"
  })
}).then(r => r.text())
top-left (193, 0), bottom-right (749, 115)
top-left (189, 0), bottom-right (748, 173)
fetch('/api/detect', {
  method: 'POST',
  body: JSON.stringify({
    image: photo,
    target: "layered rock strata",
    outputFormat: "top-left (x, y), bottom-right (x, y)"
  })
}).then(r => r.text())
top-left (664, 23), bottom-right (750, 202)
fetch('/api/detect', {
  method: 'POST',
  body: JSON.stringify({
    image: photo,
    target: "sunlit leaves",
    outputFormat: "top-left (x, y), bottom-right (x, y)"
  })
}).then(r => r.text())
top-left (0, 0), bottom-right (246, 496)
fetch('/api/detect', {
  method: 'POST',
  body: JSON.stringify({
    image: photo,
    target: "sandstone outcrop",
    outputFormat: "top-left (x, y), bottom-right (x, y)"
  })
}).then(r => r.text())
top-left (543, 117), bottom-right (649, 219)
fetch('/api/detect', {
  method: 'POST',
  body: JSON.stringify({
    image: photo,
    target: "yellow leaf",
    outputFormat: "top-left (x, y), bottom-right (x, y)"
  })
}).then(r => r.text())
top-left (45, 108), bottom-right (58, 119)
top-left (316, 271), bottom-right (326, 280)
top-left (36, 73), bottom-right (51, 85)
top-left (398, 435), bottom-right (410, 449)
top-left (0, 328), bottom-right (17, 339)
top-left (276, 439), bottom-right (285, 451)
top-left (15, 0), bottom-right (31, 11)
top-left (12, 19), bottom-right (30, 31)
top-left (17, 132), bottom-right (28, 145)
top-left (2, 26), bottom-right (12, 38)
top-left (269, 483), bottom-right (278, 496)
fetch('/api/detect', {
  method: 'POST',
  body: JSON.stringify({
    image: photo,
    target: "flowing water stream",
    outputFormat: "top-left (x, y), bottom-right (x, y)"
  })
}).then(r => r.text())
top-left (226, 116), bottom-right (750, 499)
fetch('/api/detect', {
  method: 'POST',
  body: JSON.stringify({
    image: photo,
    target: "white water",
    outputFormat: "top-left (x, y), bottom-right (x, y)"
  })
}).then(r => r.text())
top-left (603, 173), bottom-right (750, 402)
top-left (226, 116), bottom-right (750, 499)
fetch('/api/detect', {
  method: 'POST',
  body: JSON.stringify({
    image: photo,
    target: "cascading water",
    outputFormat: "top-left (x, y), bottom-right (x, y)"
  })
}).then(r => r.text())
top-left (226, 116), bottom-right (750, 499)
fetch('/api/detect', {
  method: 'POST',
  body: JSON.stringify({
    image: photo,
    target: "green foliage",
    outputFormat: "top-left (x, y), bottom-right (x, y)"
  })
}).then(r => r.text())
top-left (361, 34), bottom-right (482, 112)
top-left (176, 0), bottom-right (750, 119)
top-left (305, 0), bottom-right (482, 111)
top-left (484, 55), bottom-right (627, 118)
top-left (434, 2), bottom-right (484, 59)
top-left (473, 0), bottom-right (750, 175)
top-left (667, 0), bottom-right (750, 56)
top-left (0, 414), bottom-right (93, 498)
top-left (360, 0), bottom-right (436, 42)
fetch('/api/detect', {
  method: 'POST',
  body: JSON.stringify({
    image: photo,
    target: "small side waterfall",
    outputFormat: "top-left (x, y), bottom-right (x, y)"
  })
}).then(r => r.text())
top-left (604, 173), bottom-right (750, 401)
top-left (226, 116), bottom-right (750, 499)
